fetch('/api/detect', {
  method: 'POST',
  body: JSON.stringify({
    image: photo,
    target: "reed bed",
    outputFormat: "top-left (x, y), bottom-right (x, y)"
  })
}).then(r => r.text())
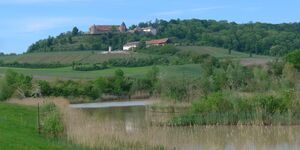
top-left (63, 107), bottom-right (300, 150)
top-left (9, 97), bottom-right (300, 150)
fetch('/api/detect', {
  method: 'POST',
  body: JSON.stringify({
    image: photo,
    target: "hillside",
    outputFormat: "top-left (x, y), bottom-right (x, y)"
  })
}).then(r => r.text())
top-left (177, 46), bottom-right (268, 58)
top-left (27, 19), bottom-right (300, 56)
top-left (0, 51), bottom-right (148, 65)
top-left (0, 46), bottom-right (269, 65)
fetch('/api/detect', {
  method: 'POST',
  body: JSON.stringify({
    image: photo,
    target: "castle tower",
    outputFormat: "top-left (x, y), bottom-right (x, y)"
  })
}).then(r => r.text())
top-left (119, 22), bottom-right (127, 33)
top-left (89, 24), bottom-right (97, 34)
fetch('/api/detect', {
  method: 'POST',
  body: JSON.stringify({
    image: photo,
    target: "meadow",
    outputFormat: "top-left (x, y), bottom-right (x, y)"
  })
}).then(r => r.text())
top-left (0, 64), bottom-right (202, 80)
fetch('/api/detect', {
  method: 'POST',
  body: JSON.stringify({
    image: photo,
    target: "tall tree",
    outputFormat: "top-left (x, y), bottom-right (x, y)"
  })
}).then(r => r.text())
top-left (72, 27), bottom-right (79, 36)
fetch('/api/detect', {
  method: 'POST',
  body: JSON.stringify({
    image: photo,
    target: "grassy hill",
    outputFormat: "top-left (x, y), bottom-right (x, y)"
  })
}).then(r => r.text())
top-left (0, 46), bottom-right (270, 65)
top-left (27, 19), bottom-right (300, 56)
top-left (177, 46), bottom-right (265, 58)
top-left (0, 103), bottom-right (90, 150)
top-left (0, 51), bottom-right (148, 65)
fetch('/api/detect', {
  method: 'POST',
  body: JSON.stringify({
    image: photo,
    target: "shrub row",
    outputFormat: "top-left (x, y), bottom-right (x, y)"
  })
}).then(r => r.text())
top-left (170, 91), bottom-right (300, 126)
top-left (0, 61), bottom-right (67, 69)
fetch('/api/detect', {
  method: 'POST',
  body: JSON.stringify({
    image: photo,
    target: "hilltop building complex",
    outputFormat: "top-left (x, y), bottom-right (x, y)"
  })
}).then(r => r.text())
top-left (89, 22), bottom-right (127, 34)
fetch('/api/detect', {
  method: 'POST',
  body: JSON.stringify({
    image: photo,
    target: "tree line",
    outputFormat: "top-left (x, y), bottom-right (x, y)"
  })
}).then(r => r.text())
top-left (0, 61), bottom-right (67, 69)
top-left (0, 67), bottom-right (160, 102)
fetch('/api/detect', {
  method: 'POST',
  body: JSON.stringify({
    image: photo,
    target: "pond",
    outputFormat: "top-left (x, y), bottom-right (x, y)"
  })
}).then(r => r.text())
top-left (67, 101), bottom-right (300, 150)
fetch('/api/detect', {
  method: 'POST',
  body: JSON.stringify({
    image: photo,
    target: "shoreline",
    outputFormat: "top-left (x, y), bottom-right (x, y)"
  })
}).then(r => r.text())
top-left (69, 100), bottom-right (157, 109)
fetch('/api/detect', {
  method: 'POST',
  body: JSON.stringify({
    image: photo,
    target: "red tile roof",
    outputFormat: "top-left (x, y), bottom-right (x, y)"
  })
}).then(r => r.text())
top-left (146, 38), bottom-right (169, 45)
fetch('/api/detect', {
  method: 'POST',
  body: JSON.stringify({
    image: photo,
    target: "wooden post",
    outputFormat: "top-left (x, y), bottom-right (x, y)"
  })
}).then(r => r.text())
top-left (37, 103), bottom-right (40, 134)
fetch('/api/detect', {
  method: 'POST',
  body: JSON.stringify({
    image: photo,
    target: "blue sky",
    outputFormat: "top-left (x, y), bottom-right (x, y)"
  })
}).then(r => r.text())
top-left (0, 0), bottom-right (300, 54)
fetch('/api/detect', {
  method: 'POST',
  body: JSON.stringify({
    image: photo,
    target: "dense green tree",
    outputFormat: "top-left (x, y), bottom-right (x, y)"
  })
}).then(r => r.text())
top-left (72, 27), bottom-right (79, 36)
top-left (285, 49), bottom-right (300, 69)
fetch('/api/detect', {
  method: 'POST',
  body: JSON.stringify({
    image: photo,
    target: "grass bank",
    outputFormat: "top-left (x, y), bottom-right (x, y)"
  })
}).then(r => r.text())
top-left (0, 102), bottom-right (91, 150)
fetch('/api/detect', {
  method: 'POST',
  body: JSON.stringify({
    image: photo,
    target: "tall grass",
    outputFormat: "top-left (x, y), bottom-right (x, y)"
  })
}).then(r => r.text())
top-left (63, 106), bottom-right (300, 150)
top-left (64, 107), bottom-right (165, 149)
top-left (8, 97), bottom-right (300, 149)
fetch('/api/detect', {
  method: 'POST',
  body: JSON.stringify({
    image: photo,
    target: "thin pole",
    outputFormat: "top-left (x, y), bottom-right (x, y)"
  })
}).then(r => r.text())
top-left (37, 103), bottom-right (40, 134)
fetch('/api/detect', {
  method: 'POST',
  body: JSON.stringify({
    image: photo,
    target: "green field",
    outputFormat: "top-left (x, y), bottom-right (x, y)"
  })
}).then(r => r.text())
top-left (0, 46), bottom-right (273, 80)
top-left (0, 46), bottom-right (270, 65)
top-left (0, 103), bottom-right (90, 150)
top-left (0, 64), bottom-right (202, 80)
top-left (0, 51), bottom-right (148, 65)
top-left (177, 46), bottom-right (269, 58)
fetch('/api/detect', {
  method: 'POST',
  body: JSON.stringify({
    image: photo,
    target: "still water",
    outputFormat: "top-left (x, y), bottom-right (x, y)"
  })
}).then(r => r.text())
top-left (69, 102), bottom-right (300, 150)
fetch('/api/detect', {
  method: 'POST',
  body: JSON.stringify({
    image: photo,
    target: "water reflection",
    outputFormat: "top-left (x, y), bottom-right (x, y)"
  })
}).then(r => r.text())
top-left (84, 107), bottom-right (146, 133)
top-left (73, 106), bottom-right (300, 150)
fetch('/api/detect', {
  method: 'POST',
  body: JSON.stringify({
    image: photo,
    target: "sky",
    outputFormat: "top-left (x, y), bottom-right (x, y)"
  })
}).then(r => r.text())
top-left (0, 0), bottom-right (300, 54)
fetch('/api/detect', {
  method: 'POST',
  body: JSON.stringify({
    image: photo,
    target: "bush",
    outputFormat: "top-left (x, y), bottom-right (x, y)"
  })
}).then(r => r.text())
top-left (176, 51), bottom-right (217, 64)
top-left (136, 45), bottom-right (179, 55)
top-left (0, 80), bottom-right (13, 101)
top-left (0, 61), bottom-right (66, 69)
top-left (73, 63), bottom-right (108, 71)
top-left (267, 59), bottom-right (285, 76)
top-left (252, 95), bottom-right (289, 115)
top-left (38, 80), bottom-right (52, 96)
top-left (192, 92), bottom-right (233, 113)
top-left (285, 49), bottom-right (300, 69)
top-left (106, 57), bottom-right (169, 67)
top-left (170, 91), bottom-right (300, 126)
top-left (0, 70), bottom-right (33, 101)
top-left (160, 76), bottom-right (198, 102)
top-left (40, 102), bottom-right (64, 138)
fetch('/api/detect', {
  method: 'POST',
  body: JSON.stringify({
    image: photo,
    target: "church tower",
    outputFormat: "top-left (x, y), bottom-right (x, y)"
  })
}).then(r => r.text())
top-left (119, 22), bottom-right (127, 33)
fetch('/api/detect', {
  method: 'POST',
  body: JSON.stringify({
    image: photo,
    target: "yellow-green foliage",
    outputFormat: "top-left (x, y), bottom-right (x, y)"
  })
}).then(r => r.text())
top-left (0, 70), bottom-right (32, 101)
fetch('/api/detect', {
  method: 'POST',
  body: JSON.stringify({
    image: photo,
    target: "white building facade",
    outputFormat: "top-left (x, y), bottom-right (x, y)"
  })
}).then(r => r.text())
top-left (123, 42), bottom-right (140, 51)
top-left (142, 27), bottom-right (157, 35)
